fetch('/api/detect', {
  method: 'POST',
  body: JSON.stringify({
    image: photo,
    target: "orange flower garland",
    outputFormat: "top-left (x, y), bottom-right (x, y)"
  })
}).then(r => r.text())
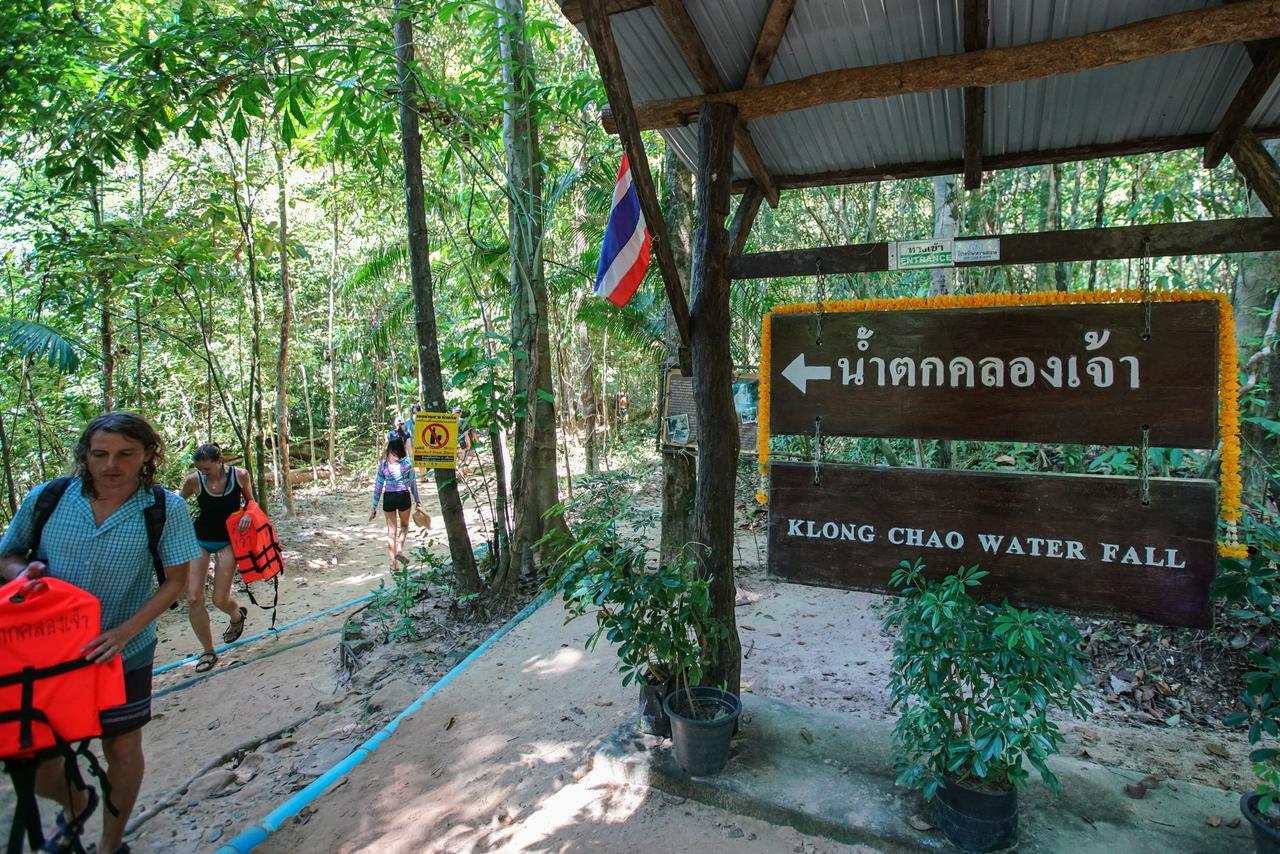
top-left (755, 289), bottom-right (1245, 558)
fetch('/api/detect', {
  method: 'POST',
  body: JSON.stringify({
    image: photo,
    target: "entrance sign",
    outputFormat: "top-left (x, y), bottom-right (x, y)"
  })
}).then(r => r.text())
top-left (412, 411), bottom-right (458, 469)
top-left (767, 462), bottom-right (1217, 628)
top-left (769, 301), bottom-right (1218, 448)
top-left (889, 238), bottom-right (953, 270)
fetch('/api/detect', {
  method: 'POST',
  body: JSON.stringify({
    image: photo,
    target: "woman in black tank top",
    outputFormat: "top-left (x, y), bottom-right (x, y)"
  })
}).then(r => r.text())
top-left (179, 443), bottom-right (252, 671)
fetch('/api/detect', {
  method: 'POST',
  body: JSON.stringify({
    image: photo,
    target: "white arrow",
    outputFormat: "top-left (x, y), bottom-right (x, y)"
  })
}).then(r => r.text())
top-left (781, 353), bottom-right (831, 394)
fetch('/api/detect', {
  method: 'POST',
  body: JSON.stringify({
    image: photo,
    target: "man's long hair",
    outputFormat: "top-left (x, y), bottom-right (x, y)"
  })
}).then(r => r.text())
top-left (74, 412), bottom-right (165, 497)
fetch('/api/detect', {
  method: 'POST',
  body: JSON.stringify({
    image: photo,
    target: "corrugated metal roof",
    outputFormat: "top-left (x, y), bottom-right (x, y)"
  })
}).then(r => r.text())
top-left (582, 0), bottom-right (1263, 185)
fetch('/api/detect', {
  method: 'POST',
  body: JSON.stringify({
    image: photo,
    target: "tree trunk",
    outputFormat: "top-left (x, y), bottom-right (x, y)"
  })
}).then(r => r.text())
top-left (274, 143), bottom-right (295, 517)
top-left (327, 166), bottom-right (339, 488)
top-left (0, 406), bottom-right (16, 517)
top-left (302, 366), bottom-right (318, 479)
top-left (929, 175), bottom-right (957, 297)
top-left (393, 2), bottom-right (480, 594)
top-left (690, 102), bottom-right (742, 694)
top-left (497, 0), bottom-right (566, 589)
top-left (1088, 159), bottom-right (1110, 291)
top-left (1036, 164), bottom-right (1067, 291)
top-left (661, 150), bottom-right (697, 570)
top-left (90, 181), bottom-right (114, 410)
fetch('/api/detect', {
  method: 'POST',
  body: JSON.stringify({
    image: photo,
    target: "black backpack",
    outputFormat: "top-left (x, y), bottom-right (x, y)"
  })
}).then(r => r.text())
top-left (26, 477), bottom-right (168, 593)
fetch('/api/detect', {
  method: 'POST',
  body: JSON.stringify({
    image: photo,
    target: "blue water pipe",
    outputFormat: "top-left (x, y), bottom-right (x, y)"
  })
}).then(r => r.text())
top-left (213, 587), bottom-right (552, 854)
top-left (152, 592), bottom-right (378, 676)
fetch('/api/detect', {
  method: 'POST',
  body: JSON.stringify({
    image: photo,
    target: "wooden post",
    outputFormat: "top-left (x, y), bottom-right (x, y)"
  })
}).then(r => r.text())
top-left (1230, 130), bottom-right (1280, 217)
top-left (690, 101), bottom-right (742, 694)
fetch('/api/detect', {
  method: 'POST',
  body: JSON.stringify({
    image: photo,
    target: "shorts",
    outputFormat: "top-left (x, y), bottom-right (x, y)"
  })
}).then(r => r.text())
top-left (197, 538), bottom-right (231, 554)
top-left (382, 491), bottom-right (411, 513)
top-left (99, 661), bottom-right (154, 738)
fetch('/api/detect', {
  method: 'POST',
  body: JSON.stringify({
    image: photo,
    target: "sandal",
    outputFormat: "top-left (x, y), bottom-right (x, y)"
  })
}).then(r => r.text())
top-left (41, 786), bottom-right (98, 853)
top-left (222, 606), bottom-right (248, 644)
top-left (194, 652), bottom-right (218, 673)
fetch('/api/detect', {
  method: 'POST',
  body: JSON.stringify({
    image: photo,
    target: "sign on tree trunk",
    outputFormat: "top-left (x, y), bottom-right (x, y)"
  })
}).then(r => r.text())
top-left (767, 462), bottom-right (1217, 627)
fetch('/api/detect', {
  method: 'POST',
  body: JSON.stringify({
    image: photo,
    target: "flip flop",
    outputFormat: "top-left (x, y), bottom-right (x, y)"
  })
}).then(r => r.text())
top-left (194, 652), bottom-right (218, 673)
top-left (222, 606), bottom-right (248, 643)
top-left (41, 786), bottom-right (98, 853)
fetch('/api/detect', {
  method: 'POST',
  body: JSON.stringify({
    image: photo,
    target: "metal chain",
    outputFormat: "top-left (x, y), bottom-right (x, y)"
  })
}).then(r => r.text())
top-left (814, 257), bottom-right (826, 346)
top-left (813, 416), bottom-right (823, 485)
top-left (1139, 425), bottom-right (1151, 506)
top-left (1140, 238), bottom-right (1152, 340)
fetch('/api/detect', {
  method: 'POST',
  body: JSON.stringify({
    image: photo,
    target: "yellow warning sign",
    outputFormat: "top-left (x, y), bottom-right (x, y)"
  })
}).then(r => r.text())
top-left (413, 412), bottom-right (458, 469)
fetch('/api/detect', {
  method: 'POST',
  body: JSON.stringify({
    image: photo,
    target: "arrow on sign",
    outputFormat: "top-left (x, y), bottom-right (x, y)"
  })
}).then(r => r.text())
top-left (781, 353), bottom-right (831, 394)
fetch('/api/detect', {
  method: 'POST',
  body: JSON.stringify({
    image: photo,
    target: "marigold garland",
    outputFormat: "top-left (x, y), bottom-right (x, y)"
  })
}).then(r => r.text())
top-left (755, 289), bottom-right (1245, 557)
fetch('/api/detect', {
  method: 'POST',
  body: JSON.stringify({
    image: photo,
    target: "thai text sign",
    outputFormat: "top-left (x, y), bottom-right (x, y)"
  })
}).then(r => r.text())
top-left (769, 302), bottom-right (1218, 447)
top-left (767, 462), bottom-right (1216, 627)
top-left (413, 411), bottom-right (458, 469)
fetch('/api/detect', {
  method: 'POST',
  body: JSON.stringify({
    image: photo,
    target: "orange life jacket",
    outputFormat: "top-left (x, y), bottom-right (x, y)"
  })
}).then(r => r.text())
top-left (226, 500), bottom-right (284, 627)
top-left (0, 576), bottom-right (124, 760)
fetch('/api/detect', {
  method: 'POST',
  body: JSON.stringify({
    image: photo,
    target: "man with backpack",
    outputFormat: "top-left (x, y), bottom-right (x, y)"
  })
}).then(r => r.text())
top-left (0, 412), bottom-right (199, 854)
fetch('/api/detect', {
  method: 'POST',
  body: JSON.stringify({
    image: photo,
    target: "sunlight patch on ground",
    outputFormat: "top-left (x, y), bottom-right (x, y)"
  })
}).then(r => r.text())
top-left (337, 571), bottom-right (387, 586)
top-left (521, 646), bottom-right (584, 676)
top-left (516, 738), bottom-right (577, 768)
top-left (492, 773), bottom-right (645, 852)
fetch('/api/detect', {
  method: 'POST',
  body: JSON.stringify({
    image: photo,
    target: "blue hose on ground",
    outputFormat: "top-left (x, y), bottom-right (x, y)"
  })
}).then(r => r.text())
top-left (213, 587), bottom-right (552, 854)
top-left (153, 591), bottom-right (378, 676)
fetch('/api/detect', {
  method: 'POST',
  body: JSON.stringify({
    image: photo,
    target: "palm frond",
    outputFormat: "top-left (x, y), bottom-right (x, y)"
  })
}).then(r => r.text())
top-left (344, 242), bottom-right (408, 296)
top-left (576, 287), bottom-right (667, 356)
top-left (0, 318), bottom-right (81, 373)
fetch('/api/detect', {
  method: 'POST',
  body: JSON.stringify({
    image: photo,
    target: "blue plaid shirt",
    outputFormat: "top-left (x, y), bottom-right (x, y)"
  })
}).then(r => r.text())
top-left (0, 478), bottom-right (200, 669)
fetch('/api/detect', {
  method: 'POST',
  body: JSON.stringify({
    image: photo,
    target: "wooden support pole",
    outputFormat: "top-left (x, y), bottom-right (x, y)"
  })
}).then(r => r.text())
top-left (962, 0), bottom-right (989, 190)
top-left (729, 184), bottom-right (764, 257)
top-left (579, 0), bottom-right (692, 358)
top-left (1204, 45), bottom-right (1280, 168)
top-left (690, 100), bottom-right (742, 694)
top-left (1230, 130), bottom-right (1280, 217)
top-left (604, 0), bottom-right (1280, 131)
top-left (728, 217), bottom-right (1280, 279)
top-left (652, 0), bottom-right (780, 207)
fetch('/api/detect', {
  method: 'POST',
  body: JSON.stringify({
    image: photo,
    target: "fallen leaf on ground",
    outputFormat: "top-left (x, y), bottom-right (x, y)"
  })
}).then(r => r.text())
top-left (1123, 783), bottom-right (1147, 799)
top-left (444, 716), bottom-right (456, 731)
top-left (1206, 815), bottom-right (1221, 827)
top-left (799, 727), bottom-right (813, 744)
top-left (1139, 775), bottom-right (1160, 789)
top-left (1204, 742), bottom-right (1230, 759)
top-left (908, 816), bottom-right (933, 832)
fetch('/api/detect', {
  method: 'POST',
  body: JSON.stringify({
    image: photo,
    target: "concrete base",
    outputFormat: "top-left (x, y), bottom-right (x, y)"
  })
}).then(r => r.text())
top-left (593, 694), bottom-right (1251, 853)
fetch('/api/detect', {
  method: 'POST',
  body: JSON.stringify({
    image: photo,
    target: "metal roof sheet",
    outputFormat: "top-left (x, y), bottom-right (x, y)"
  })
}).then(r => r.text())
top-left (581, 0), bottom-right (1263, 185)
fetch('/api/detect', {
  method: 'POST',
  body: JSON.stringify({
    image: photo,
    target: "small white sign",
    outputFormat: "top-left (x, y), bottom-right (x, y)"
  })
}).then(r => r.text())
top-left (890, 238), bottom-right (953, 270)
top-left (954, 238), bottom-right (1001, 263)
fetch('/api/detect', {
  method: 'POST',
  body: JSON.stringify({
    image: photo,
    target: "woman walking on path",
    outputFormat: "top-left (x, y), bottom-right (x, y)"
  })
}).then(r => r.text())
top-left (179, 443), bottom-right (251, 672)
top-left (369, 433), bottom-right (421, 569)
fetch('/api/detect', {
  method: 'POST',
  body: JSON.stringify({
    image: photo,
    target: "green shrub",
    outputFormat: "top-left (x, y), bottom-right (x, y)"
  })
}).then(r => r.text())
top-left (1226, 647), bottom-right (1280, 816)
top-left (884, 559), bottom-right (1092, 799)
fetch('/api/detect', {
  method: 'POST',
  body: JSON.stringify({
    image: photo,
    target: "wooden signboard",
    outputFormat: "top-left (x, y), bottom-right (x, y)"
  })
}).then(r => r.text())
top-left (661, 366), bottom-right (759, 454)
top-left (768, 302), bottom-right (1218, 448)
top-left (767, 462), bottom-right (1217, 628)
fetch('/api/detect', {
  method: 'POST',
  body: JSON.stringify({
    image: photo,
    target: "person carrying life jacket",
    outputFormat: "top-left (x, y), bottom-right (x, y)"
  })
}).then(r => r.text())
top-left (0, 412), bottom-right (200, 854)
top-left (178, 443), bottom-right (252, 673)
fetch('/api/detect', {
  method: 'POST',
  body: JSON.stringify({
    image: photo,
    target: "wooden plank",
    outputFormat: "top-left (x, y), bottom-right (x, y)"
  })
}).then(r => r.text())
top-left (579, 0), bottom-right (691, 352)
top-left (730, 217), bottom-right (1280, 279)
top-left (743, 0), bottom-right (797, 89)
top-left (604, 0), bottom-right (1280, 131)
top-left (767, 302), bottom-right (1219, 448)
top-left (962, 0), bottom-right (989, 190)
top-left (559, 0), bottom-right (649, 25)
top-left (767, 462), bottom-right (1217, 628)
top-left (1230, 129), bottom-right (1280, 216)
top-left (729, 126), bottom-right (1280, 193)
top-left (1204, 44), bottom-right (1280, 168)
top-left (728, 183), bottom-right (764, 257)
top-left (652, 0), bottom-right (780, 207)
top-left (690, 100), bottom-right (743, 692)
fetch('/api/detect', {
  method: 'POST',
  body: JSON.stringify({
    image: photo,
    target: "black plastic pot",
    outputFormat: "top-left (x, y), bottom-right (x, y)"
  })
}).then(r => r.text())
top-left (638, 674), bottom-right (674, 737)
top-left (1242, 793), bottom-right (1280, 854)
top-left (663, 686), bottom-right (741, 775)
top-left (929, 776), bottom-right (1018, 853)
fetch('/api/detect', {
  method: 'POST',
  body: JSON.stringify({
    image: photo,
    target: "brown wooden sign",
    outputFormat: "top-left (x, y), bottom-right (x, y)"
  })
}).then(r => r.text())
top-left (768, 302), bottom-right (1218, 448)
top-left (767, 461), bottom-right (1217, 627)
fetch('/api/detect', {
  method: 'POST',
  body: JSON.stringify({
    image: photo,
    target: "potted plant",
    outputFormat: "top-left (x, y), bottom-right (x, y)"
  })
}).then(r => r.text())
top-left (883, 559), bottom-right (1092, 853)
top-left (1227, 647), bottom-right (1280, 852)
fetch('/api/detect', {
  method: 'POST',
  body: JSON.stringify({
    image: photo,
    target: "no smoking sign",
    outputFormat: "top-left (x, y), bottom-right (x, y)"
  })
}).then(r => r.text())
top-left (412, 411), bottom-right (458, 469)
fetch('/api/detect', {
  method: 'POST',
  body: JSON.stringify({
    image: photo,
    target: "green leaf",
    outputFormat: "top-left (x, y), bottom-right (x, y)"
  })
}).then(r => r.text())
top-left (230, 110), bottom-right (248, 144)
top-left (0, 318), bottom-right (81, 373)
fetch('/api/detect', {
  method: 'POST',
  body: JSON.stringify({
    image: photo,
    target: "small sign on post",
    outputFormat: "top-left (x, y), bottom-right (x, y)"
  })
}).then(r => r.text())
top-left (413, 411), bottom-right (458, 469)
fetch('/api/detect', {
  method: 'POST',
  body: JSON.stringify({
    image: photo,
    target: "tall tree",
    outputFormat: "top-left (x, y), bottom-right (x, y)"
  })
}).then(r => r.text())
top-left (393, 0), bottom-right (480, 593)
top-left (660, 151), bottom-right (696, 570)
top-left (274, 141), bottom-right (295, 516)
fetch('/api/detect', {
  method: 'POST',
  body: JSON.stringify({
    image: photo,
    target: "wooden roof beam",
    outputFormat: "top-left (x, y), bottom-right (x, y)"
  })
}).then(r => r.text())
top-left (742, 0), bottom-right (797, 89)
top-left (727, 127), bottom-right (1280, 193)
top-left (729, 218), bottom-right (1280, 279)
top-left (962, 0), bottom-right (989, 190)
top-left (579, 0), bottom-right (692, 358)
top-left (1230, 129), bottom-right (1280, 216)
top-left (1204, 44), bottom-right (1280, 168)
top-left (652, 0), bottom-right (779, 208)
top-left (604, 0), bottom-right (1280, 131)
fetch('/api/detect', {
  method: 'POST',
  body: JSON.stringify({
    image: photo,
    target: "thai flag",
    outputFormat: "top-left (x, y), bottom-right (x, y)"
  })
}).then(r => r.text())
top-left (594, 155), bottom-right (651, 308)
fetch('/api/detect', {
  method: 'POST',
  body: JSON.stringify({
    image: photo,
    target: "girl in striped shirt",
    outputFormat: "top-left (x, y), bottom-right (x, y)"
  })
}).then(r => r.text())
top-left (368, 433), bottom-right (421, 568)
